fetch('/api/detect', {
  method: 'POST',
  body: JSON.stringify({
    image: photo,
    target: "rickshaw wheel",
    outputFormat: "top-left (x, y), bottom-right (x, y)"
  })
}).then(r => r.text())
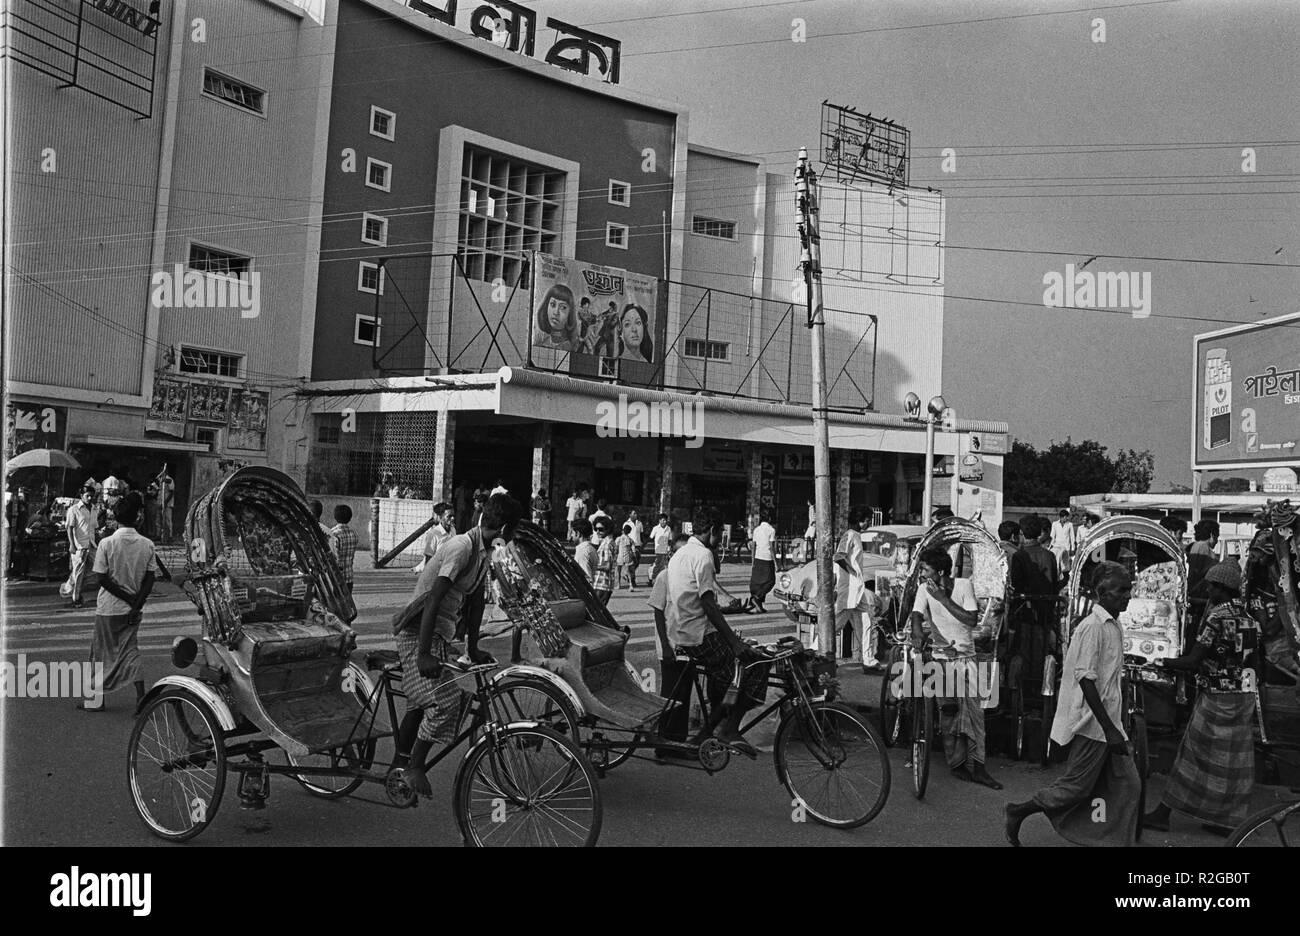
top-left (128, 688), bottom-right (226, 841)
top-left (1132, 712), bottom-right (1149, 841)
top-left (911, 696), bottom-right (933, 799)
top-left (454, 724), bottom-right (602, 847)
top-left (775, 702), bottom-right (891, 828)
top-left (1226, 799), bottom-right (1300, 847)
top-left (486, 678), bottom-right (581, 742)
top-left (288, 744), bottom-right (369, 799)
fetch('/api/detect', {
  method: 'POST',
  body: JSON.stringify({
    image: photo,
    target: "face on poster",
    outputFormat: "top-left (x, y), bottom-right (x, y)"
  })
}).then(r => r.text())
top-left (532, 253), bottom-right (657, 362)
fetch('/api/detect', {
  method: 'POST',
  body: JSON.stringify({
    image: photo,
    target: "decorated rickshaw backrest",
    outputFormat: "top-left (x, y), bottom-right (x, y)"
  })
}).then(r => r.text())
top-left (900, 518), bottom-right (1009, 647)
top-left (184, 467), bottom-right (357, 644)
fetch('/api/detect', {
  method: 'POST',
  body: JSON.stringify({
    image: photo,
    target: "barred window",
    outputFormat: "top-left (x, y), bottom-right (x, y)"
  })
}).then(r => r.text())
top-left (179, 347), bottom-right (242, 378)
top-left (683, 338), bottom-right (729, 361)
top-left (202, 69), bottom-right (265, 114)
top-left (458, 146), bottom-right (564, 287)
top-left (691, 216), bottom-right (737, 240)
top-left (361, 213), bottom-right (388, 246)
top-left (188, 244), bottom-right (251, 278)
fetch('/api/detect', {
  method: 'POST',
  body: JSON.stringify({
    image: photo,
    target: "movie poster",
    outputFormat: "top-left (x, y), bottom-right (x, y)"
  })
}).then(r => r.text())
top-left (532, 253), bottom-right (658, 363)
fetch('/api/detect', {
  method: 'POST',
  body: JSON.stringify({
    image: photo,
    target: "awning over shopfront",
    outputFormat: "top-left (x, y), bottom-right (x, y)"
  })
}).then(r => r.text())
top-left (71, 434), bottom-right (211, 453)
top-left (298, 367), bottom-right (1010, 455)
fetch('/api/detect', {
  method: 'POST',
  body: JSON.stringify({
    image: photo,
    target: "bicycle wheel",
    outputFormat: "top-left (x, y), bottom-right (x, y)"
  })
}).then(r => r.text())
top-left (775, 701), bottom-right (891, 829)
top-left (912, 696), bottom-right (933, 800)
top-left (878, 645), bottom-right (903, 747)
top-left (1130, 712), bottom-right (1149, 840)
top-left (127, 688), bottom-right (226, 841)
top-left (454, 724), bottom-right (602, 847)
top-left (1227, 800), bottom-right (1300, 847)
top-left (289, 675), bottom-right (384, 798)
top-left (486, 677), bottom-right (580, 741)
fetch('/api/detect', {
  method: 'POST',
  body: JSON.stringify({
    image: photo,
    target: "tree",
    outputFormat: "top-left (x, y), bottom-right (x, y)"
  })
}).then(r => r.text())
top-left (1113, 449), bottom-right (1155, 493)
top-left (1005, 437), bottom-right (1155, 505)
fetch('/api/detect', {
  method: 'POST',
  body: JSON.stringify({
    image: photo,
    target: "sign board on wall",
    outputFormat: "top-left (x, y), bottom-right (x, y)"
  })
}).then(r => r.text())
top-left (1192, 313), bottom-right (1300, 470)
top-left (968, 431), bottom-right (1008, 455)
top-left (5, 402), bottom-right (67, 457)
top-left (532, 254), bottom-right (658, 363)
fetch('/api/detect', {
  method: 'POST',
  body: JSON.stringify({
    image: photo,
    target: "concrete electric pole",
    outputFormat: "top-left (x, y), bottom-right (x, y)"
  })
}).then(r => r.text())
top-left (796, 148), bottom-right (836, 657)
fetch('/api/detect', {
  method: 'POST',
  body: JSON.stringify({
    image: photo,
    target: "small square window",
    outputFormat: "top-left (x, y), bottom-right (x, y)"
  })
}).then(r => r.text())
top-left (370, 106), bottom-right (395, 141)
top-left (366, 158), bottom-right (392, 192)
top-left (357, 262), bottom-right (385, 295)
top-left (361, 213), bottom-right (388, 246)
top-left (354, 314), bottom-right (381, 346)
top-left (608, 179), bottom-right (631, 207)
top-left (605, 222), bottom-right (629, 250)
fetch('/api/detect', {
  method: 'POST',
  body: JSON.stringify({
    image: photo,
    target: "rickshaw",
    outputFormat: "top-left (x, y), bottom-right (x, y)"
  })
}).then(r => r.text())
top-left (1064, 515), bottom-right (1190, 829)
top-left (877, 517), bottom-right (1010, 798)
top-left (125, 467), bottom-right (601, 846)
top-left (494, 523), bottom-right (893, 829)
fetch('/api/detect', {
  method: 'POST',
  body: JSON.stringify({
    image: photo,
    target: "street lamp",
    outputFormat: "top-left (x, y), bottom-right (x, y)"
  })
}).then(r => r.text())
top-left (904, 392), bottom-right (949, 525)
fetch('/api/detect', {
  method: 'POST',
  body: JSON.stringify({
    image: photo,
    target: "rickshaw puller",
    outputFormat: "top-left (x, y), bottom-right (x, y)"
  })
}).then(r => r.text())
top-left (390, 494), bottom-right (522, 797)
top-left (909, 547), bottom-right (1001, 789)
top-left (669, 507), bottom-right (769, 758)
top-left (1005, 562), bottom-right (1141, 847)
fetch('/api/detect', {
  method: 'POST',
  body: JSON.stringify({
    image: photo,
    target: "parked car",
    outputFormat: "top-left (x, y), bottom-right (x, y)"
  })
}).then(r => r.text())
top-left (773, 525), bottom-right (927, 630)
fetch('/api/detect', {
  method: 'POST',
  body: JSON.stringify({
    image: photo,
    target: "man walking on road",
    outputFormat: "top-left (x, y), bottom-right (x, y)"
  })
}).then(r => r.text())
top-left (747, 512), bottom-right (777, 613)
top-left (63, 485), bottom-right (98, 609)
top-left (1005, 561), bottom-right (1141, 846)
top-left (1050, 509), bottom-right (1076, 572)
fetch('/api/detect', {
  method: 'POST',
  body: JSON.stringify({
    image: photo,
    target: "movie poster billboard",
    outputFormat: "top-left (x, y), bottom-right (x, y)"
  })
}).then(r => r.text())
top-left (1192, 313), bottom-right (1300, 470)
top-left (531, 253), bottom-right (658, 364)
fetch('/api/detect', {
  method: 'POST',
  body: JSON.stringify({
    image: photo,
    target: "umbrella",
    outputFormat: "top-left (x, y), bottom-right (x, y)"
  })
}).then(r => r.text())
top-left (5, 448), bottom-right (81, 473)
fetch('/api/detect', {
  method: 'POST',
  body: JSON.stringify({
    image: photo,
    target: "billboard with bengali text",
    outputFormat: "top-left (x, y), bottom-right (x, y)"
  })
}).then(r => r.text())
top-left (531, 253), bottom-right (658, 364)
top-left (1191, 313), bottom-right (1300, 471)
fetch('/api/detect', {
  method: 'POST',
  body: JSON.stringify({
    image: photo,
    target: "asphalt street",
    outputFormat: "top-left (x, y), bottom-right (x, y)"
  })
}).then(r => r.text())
top-left (3, 564), bottom-right (1288, 847)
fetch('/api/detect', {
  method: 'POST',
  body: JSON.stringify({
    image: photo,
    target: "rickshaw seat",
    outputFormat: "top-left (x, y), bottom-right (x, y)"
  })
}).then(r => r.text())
top-left (548, 597), bottom-right (628, 668)
top-left (238, 620), bottom-right (351, 666)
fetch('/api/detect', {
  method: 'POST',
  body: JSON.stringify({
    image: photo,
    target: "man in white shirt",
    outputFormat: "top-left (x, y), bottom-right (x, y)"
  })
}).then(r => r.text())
top-left (588, 498), bottom-right (610, 525)
top-left (1005, 561), bottom-right (1141, 846)
top-left (650, 514), bottom-right (674, 580)
top-left (413, 502), bottom-right (454, 575)
top-left (667, 506), bottom-right (767, 757)
top-left (64, 485), bottom-right (99, 609)
top-left (747, 513), bottom-right (777, 612)
top-left (1050, 509), bottom-right (1076, 571)
top-left (909, 546), bottom-right (1000, 789)
top-left (490, 479), bottom-right (508, 496)
top-left (565, 489), bottom-right (587, 543)
top-left (83, 493), bottom-right (160, 710)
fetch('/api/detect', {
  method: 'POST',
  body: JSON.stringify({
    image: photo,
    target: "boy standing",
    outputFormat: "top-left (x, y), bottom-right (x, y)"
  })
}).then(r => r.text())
top-left (1005, 562), bottom-right (1141, 846)
top-left (83, 492), bottom-right (159, 711)
top-left (64, 484), bottom-right (99, 609)
top-left (328, 504), bottom-right (359, 595)
top-left (615, 524), bottom-right (635, 591)
top-left (650, 514), bottom-right (674, 581)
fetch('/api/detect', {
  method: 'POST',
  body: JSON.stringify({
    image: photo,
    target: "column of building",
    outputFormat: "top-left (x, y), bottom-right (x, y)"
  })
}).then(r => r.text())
top-left (431, 410), bottom-right (456, 504)
top-left (531, 422), bottom-right (552, 521)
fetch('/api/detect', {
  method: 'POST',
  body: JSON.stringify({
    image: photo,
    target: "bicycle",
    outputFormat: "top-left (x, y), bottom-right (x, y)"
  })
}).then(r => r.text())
top-left (1226, 798), bottom-right (1300, 846)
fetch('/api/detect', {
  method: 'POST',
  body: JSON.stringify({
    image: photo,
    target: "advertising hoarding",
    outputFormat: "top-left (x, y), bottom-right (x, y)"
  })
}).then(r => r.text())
top-left (532, 253), bottom-right (658, 364)
top-left (1191, 313), bottom-right (1300, 471)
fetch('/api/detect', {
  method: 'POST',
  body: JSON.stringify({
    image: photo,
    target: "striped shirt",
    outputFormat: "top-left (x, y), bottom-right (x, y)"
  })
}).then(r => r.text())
top-left (328, 523), bottom-right (359, 585)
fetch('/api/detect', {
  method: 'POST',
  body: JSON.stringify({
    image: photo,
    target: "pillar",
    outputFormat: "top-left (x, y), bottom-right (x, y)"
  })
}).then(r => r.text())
top-left (532, 422), bottom-right (552, 525)
top-left (745, 444), bottom-right (762, 529)
top-left (658, 443), bottom-right (675, 516)
top-left (431, 409), bottom-right (456, 504)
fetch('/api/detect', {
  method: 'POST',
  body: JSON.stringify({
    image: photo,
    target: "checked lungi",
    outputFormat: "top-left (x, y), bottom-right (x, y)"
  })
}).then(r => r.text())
top-left (395, 630), bottom-right (469, 745)
top-left (683, 630), bottom-right (769, 709)
top-left (1160, 690), bottom-right (1256, 827)
top-left (1032, 735), bottom-right (1141, 846)
top-left (749, 558), bottom-right (776, 603)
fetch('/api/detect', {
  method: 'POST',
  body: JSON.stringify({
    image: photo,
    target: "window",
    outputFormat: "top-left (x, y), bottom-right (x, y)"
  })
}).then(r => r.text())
top-left (369, 106), bottom-right (395, 140)
top-left (458, 145), bottom-right (565, 286)
top-left (366, 158), bottom-right (392, 192)
top-left (188, 243), bottom-right (251, 278)
top-left (691, 216), bottom-right (737, 240)
top-left (179, 347), bottom-right (243, 378)
top-left (317, 423), bottom-right (342, 445)
top-left (202, 69), bottom-right (265, 115)
top-left (357, 262), bottom-right (385, 295)
top-left (605, 222), bottom-right (629, 250)
top-left (361, 213), bottom-right (388, 246)
top-left (608, 179), bottom-right (630, 206)
top-left (354, 314), bottom-right (381, 346)
top-left (195, 427), bottom-right (219, 448)
top-left (684, 338), bottom-right (729, 361)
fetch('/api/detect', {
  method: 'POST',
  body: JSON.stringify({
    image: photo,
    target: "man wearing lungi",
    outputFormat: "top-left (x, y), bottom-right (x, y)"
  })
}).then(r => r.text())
top-left (910, 547), bottom-right (1001, 789)
top-left (748, 512), bottom-right (777, 614)
top-left (81, 492), bottom-right (159, 711)
top-left (1005, 562), bottom-right (1141, 846)
top-left (389, 493), bottom-right (522, 797)
top-left (1144, 560), bottom-right (1259, 834)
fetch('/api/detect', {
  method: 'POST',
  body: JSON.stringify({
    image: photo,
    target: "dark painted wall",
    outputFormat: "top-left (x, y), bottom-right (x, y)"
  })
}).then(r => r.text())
top-left (311, 0), bottom-right (678, 380)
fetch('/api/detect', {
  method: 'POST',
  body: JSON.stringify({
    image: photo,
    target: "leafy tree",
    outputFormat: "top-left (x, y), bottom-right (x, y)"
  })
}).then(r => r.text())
top-left (1005, 437), bottom-right (1154, 505)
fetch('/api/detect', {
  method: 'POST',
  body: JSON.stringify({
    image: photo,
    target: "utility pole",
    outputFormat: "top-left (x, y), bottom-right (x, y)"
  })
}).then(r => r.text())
top-left (796, 148), bottom-right (836, 657)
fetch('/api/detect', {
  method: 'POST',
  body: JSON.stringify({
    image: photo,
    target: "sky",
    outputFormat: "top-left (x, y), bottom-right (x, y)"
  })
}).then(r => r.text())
top-left (512, 0), bottom-right (1300, 489)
